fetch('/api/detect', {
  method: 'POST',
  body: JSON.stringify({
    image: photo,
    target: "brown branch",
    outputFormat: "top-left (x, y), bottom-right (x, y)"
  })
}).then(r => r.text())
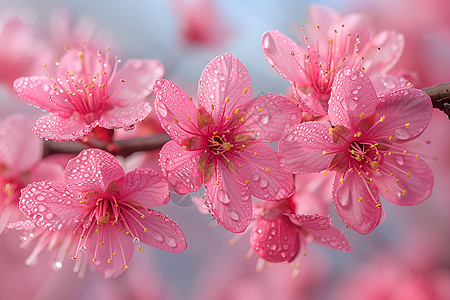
top-left (423, 82), bottom-right (450, 119)
top-left (43, 134), bottom-right (172, 158)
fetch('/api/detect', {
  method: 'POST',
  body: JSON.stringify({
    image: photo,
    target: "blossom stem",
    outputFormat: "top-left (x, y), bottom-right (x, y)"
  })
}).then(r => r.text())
top-left (423, 82), bottom-right (450, 119)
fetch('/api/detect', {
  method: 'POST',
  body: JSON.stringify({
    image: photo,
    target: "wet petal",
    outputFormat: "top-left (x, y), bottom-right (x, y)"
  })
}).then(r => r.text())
top-left (64, 149), bottom-right (125, 193)
top-left (243, 94), bottom-right (301, 141)
top-left (129, 209), bottom-right (187, 253)
top-left (99, 98), bottom-right (152, 130)
top-left (109, 59), bottom-right (164, 99)
top-left (159, 141), bottom-right (203, 195)
top-left (234, 143), bottom-right (294, 201)
top-left (334, 171), bottom-right (382, 235)
top-left (19, 181), bottom-right (83, 231)
top-left (288, 214), bottom-right (331, 230)
top-left (117, 168), bottom-right (170, 208)
top-left (34, 113), bottom-right (93, 141)
top-left (278, 121), bottom-right (345, 174)
top-left (197, 53), bottom-right (253, 122)
top-left (204, 162), bottom-right (253, 233)
top-left (14, 76), bottom-right (75, 113)
top-left (250, 214), bottom-right (300, 263)
top-left (375, 154), bottom-right (433, 206)
top-left (369, 87), bottom-right (432, 142)
top-left (261, 31), bottom-right (311, 86)
top-left (308, 226), bottom-right (352, 252)
top-left (154, 79), bottom-right (201, 145)
top-left (329, 68), bottom-right (378, 129)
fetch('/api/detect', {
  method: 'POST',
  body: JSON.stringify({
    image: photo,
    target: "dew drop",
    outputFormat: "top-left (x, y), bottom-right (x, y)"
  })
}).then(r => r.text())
top-left (259, 178), bottom-right (268, 188)
top-left (218, 190), bottom-right (230, 204)
top-left (252, 174), bottom-right (260, 181)
top-left (37, 195), bottom-right (45, 201)
top-left (79, 245), bottom-right (87, 253)
top-left (229, 211), bottom-right (239, 221)
top-left (165, 236), bottom-right (177, 247)
top-left (394, 155), bottom-right (405, 166)
top-left (132, 237), bottom-right (140, 244)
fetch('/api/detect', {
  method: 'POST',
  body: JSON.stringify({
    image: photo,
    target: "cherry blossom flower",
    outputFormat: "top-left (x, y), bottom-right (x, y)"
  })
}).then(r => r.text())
top-left (13, 46), bottom-right (163, 141)
top-left (261, 5), bottom-right (404, 116)
top-left (154, 53), bottom-right (300, 233)
top-left (249, 196), bottom-right (351, 277)
top-left (0, 114), bottom-right (64, 234)
top-left (18, 149), bottom-right (187, 278)
top-left (278, 67), bottom-right (433, 234)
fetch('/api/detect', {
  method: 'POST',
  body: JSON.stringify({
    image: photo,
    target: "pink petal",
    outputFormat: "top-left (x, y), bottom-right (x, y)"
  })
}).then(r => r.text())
top-left (293, 88), bottom-right (329, 116)
top-left (29, 159), bottom-right (65, 182)
top-left (374, 154), bottom-right (433, 206)
top-left (334, 171), bottom-right (382, 235)
top-left (0, 114), bottom-right (43, 175)
top-left (309, 226), bottom-right (352, 252)
top-left (329, 68), bottom-right (378, 129)
top-left (87, 225), bottom-right (134, 279)
top-left (261, 31), bottom-right (311, 86)
top-left (331, 13), bottom-right (372, 47)
top-left (159, 141), bottom-right (203, 194)
top-left (19, 181), bottom-right (84, 231)
top-left (292, 173), bottom-right (334, 216)
top-left (278, 121), bottom-right (345, 174)
top-left (154, 79), bottom-right (202, 145)
top-left (204, 162), bottom-right (253, 233)
top-left (363, 31), bottom-right (405, 75)
top-left (116, 168), bottom-right (170, 208)
top-left (98, 98), bottom-right (152, 130)
top-left (234, 142), bottom-right (294, 200)
top-left (34, 113), bottom-right (93, 141)
top-left (108, 59), bottom-right (164, 99)
top-left (250, 215), bottom-right (300, 262)
top-left (131, 209), bottom-right (187, 253)
top-left (371, 74), bottom-right (411, 96)
top-left (369, 87), bottom-right (432, 143)
top-left (64, 149), bottom-right (125, 193)
top-left (197, 53), bottom-right (253, 121)
top-left (243, 94), bottom-right (301, 141)
top-left (14, 76), bottom-right (75, 113)
top-left (288, 214), bottom-right (331, 230)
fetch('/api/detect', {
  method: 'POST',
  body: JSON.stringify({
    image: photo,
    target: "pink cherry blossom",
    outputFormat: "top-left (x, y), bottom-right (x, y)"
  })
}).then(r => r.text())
top-left (278, 67), bottom-right (434, 234)
top-left (0, 114), bottom-right (63, 234)
top-left (13, 46), bottom-right (164, 141)
top-left (154, 53), bottom-right (300, 233)
top-left (18, 148), bottom-right (186, 278)
top-left (249, 197), bottom-right (351, 277)
top-left (261, 5), bottom-right (404, 116)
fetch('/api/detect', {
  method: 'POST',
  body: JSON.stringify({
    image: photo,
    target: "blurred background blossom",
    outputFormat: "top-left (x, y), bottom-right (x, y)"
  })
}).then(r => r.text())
top-left (0, 0), bottom-right (449, 299)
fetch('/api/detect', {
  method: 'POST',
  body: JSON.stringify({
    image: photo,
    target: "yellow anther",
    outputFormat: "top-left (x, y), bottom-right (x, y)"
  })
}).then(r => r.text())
top-left (226, 115), bottom-right (229, 120)
top-left (290, 51), bottom-right (295, 56)
top-left (406, 172), bottom-right (412, 177)
top-left (71, 257), bottom-right (77, 261)
top-left (405, 123), bottom-right (410, 128)
top-left (396, 179), bottom-right (400, 183)
top-left (257, 108), bottom-right (263, 113)
top-left (125, 266), bottom-right (129, 270)
top-left (371, 161), bottom-right (380, 169)
top-left (416, 154), bottom-right (420, 159)
top-left (388, 151), bottom-right (392, 155)
top-left (235, 108), bottom-right (240, 114)
top-left (340, 178), bottom-right (344, 184)
top-left (77, 52), bottom-right (84, 60)
top-left (174, 117), bottom-right (179, 123)
top-left (264, 168), bottom-right (271, 173)
top-left (215, 180), bottom-right (219, 185)
top-left (403, 150), bottom-right (407, 154)
top-left (243, 88), bottom-right (249, 94)
top-left (379, 115), bottom-right (385, 122)
top-left (328, 127), bottom-right (334, 134)
top-left (401, 190), bottom-right (407, 196)
top-left (182, 145), bottom-right (187, 149)
top-left (322, 170), bottom-right (327, 175)
top-left (112, 252), bottom-right (117, 256)
top-left (80, 200), bottom-right (85, 204)
top-left (141, 214), bottom-right (145, 219)
top-left (107, 258), bottom-right (112, 263)
top-left (238, 164), bottom-right (242, 168)
top-left (359, 112), bottom-right (365, 118)
top-left (144, 228), bottom-right (148, 232)
top-left (225, 97), bottom-right (230, 103)
top-left (92, 258), bottom-right (96, 262)
top-left (189, 97), bottom-right (193, 101)
top-left (137, 246), bottom-right (142, 252)
top-left (211, 104), bottom-right (215, 110)
top-left (240, 117), bottom-right (245, 122)
top-left (253, 152), bottom-right (257, 156)
top-left (99, 242), bottom-right (104, 246)
top-left (376, 203), bottom-right (382, 208)
top-left (322, 151), bottom-right (327, 156)
top-left (358, 197), bottom-right (362, 202)
top-left (245, 180), bottom-right (250, 184)
top-left (385, 190), bottom-right (388, 193)
top-left (354, 132), bottom-right (361, 138)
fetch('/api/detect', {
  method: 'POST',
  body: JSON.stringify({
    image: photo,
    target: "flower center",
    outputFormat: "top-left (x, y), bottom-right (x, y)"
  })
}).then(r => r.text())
top-left (349, 141), bottom-right (381, 174)
top-left (208, 133), bottom-right (233, 155)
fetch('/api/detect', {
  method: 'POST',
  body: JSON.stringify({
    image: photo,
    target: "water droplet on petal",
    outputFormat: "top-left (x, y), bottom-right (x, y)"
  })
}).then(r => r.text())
top-left (218, 190), bottom-right (230, 204)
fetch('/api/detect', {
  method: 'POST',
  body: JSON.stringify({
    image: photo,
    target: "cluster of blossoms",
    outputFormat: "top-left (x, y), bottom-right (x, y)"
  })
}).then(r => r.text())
top-left (0, 3), bottom-right (437, 282)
